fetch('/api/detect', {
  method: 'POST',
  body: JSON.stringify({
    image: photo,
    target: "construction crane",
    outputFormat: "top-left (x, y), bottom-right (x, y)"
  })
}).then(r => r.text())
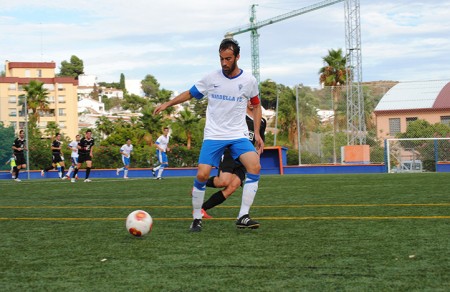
top-left (224, 0), bottom-right (366, 145)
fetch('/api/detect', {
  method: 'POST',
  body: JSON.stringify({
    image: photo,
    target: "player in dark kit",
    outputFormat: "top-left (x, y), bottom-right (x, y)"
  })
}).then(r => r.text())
top-left (201, 100), bottom-right (267, 227)
top-left (11, 130), bottom-right (27, 182)
top-left (41, 133), bottom-right (66, 179)
top-left (71, 129), bottom-right (95, 183)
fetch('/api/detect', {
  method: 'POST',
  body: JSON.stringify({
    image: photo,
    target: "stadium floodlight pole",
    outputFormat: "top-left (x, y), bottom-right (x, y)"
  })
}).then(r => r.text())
top-left (296, 85), bottom-right (302, 165)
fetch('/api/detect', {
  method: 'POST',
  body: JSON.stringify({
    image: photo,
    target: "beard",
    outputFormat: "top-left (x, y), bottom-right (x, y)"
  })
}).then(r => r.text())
top-left (222, 59), bottom-right (237, 76)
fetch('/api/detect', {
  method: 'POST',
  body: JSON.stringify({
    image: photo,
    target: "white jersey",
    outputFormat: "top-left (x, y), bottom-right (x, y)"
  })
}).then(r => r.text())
top-left (155, 135), bottom-right (169, 151)
top-left (120, 144), bottom-right (133, 158)
top-left (68, 140), bottom-right (79, 158)
top-left (190, 69), bottom-right (259, 140)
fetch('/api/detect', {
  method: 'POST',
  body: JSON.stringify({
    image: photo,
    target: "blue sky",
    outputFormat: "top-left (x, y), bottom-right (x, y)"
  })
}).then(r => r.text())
top-left (1, 0), bottom-right (449, 94)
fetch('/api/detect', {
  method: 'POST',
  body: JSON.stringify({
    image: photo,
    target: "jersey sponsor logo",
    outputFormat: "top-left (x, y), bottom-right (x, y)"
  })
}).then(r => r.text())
top-left (211, 94), bottom-right (245, 103)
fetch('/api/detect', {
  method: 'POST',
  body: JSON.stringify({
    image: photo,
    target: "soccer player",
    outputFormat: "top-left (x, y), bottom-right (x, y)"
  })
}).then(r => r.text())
top-left (71, 129), bottom-right (95, 183)
top-left (154, 38), bottom-right (264, 232)
top-left (152, 127), bottom-right (170, 180)
top-left (64, 134), bottom-right (81, 179)
top-left (202, 100), bottom-right (267, 218)
top-left (41, 133), bottom-right (65, 179)
top-left (11, 130), bottom-right (27, 182)
top-left (117, 138), bottom-right (133, 179)
top-left (5, 154), bottom-right (17, 179)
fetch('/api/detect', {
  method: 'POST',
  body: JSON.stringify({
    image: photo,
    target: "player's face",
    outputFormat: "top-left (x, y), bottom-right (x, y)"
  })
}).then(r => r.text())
top-left (19, 131), bottom-right (24, 139)
top-left (220, 49), bottom-right (239, 77)
top-left (85, 132), bottom-right (92, 139)
top-left (126, 140), bottom-right (131, 145)
top-left (76, 135), bottom-right (81, 142)
top-left (56, 134), bottom-right (61, 140)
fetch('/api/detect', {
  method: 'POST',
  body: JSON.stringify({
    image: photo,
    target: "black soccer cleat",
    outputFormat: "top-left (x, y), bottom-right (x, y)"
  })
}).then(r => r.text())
top-left (236, 214), bottom-right (260, 229)
top-left (189, 218), bottom-right (202, 232)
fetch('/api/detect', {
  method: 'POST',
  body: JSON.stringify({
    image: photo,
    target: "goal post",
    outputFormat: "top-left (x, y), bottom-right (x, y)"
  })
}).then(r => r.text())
top-left (385, 137), bottom-right (450, 173)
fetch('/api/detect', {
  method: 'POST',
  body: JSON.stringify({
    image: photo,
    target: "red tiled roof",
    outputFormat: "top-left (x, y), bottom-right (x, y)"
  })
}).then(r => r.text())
top-left (433, 82), bottom-right (450, 109)
top-left (8, 62), bottom-right (56, 69)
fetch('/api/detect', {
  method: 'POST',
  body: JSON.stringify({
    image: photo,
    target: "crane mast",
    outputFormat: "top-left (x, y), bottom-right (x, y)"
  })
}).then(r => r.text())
top-left (224, 0), bottom-right (365, 145)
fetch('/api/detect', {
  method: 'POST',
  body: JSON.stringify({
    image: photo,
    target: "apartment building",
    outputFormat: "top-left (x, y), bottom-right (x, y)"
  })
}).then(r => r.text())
top-left (0, 61), bottom-right (78, 138)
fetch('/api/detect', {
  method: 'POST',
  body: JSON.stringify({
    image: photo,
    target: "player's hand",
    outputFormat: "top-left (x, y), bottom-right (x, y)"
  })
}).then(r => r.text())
top-left (254, 135), bottom-right (264, 155)
top-left (153, 103), bottom-right (168, 115)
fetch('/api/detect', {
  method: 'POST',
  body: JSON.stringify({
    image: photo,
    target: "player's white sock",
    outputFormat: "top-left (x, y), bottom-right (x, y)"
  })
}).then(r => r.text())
top-left (124, 169), bottom-right (128, 177)
top-left (192, 179), bottom-right (206, 219)
top-left (153, 165), bottom-right (160, 171)
top-left (157, 167), bottom-right (164, 178)
top-left (67, 166), bottom-right (73, 177)
top-left (238, 173), bottom-right (260, 218)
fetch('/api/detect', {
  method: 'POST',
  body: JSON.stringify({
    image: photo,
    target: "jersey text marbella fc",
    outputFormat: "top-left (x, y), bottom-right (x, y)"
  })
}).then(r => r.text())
top-left (190, 69), bottom-right (259, 140)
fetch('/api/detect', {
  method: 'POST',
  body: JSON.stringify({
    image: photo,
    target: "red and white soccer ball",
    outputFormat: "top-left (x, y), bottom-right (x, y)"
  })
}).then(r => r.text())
top-left (126, 210), bottom-right (153, 237)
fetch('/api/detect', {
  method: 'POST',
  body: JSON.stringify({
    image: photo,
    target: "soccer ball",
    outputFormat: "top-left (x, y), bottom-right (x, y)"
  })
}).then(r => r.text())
top-left (126, 210), bottom-right (153, 237)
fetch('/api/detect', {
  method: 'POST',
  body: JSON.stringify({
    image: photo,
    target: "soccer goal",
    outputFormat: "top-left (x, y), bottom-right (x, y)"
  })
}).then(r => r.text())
top-left (385, 137), bottom-right (450, 173)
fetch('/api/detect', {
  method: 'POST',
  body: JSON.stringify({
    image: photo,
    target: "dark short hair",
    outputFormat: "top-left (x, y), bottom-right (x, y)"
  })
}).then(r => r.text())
top-left (219, 38), bottom-right (240, 57)
top-left (86, 129), bottom-right (92, 133)
top-left (163, 127), bottom-right (169, 130)
top-left (19, 130), bottom-right (24, 134)
top-left (56, 132), bottom-right (60, 136)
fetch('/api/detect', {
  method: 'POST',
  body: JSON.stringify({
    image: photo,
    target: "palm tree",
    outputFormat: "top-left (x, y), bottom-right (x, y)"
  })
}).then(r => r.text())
top-left (174, 107), bottom-right (201, 149)
top-left (319, 48), bottom-right (347, 163)
top-left (22, 80), bottom-right (50, 124)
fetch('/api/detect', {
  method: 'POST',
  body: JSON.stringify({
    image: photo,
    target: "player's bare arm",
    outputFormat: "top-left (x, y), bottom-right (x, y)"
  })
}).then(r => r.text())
top-left (153, 90), bottom-right (193, 115)
top-left (252, 103), bottom-right (264, 154)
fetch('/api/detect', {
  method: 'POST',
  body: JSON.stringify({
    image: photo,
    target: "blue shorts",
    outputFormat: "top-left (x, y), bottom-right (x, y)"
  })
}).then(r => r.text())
top-left (198, 138), bottom-right (256, 167)
top-left (156, 150), bottom-right (168, 165)
top-left (122, 156), bottom-right (131, 166)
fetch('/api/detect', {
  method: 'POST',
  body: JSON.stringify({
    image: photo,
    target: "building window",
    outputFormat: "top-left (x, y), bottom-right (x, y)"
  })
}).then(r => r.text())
top-left (37, 69), bottom-right (42, 77)
top-left (58, 84), bottom-right (65, 91)
top-left (406, 117), bottom-right (417, 124)
top-left (9, 109), bottom-right (17, 117)
top-left (8, 83), bottom-right (16, 90)
top-left (44, 84), bottom-right (55, 91)
top-left (10, 121), bottom-right (17, 129)
top-left (58, 95), bottom-right (65, 103)
top-left (25, 69), bottom-right (30, 77)
top-left (441, 116), bottom-right (450, 125)
top-left (59, 122), bottom-right (66, 129)
top-left (47, 96), bottom-right (55, 103)
top-left (389, 118), bottom-right (401, 135)
top-left (58, 109), bottom-right (66, 116)
top-left (8, 96), bottom-right (17, 103)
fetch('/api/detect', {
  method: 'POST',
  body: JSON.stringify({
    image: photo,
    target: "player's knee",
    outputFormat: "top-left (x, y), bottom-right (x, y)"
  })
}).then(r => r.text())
top-left (246, 163), bottom-right (261, 174)
top-left (196, 172), bottom-right (210, 182)
top-left (216, 176), bottom-right (232, 188)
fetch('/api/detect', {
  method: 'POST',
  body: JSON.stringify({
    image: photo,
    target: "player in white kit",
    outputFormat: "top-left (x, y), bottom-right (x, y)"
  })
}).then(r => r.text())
top-left (64, 134), bottom-right (81, 180)
top-left (154, 38), bottom-right (264, 232)
top-left (152, 127), bottom-right (170, 180)
top-left (117, 138), bottom-right (133, 179)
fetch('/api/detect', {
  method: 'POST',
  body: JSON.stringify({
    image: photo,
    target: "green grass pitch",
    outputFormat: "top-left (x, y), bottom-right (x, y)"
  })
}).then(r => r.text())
top-left (1, 173), bottom-right (449, 291)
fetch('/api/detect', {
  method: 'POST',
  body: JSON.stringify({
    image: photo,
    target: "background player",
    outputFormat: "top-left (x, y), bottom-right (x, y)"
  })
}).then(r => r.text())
top-left (11, 130), bottom-right (27, 182)
top-left (5, 154), bottom-right (17, 179)
top-left (154, 38), bottom-right (264, 232)
top-left (41, 133), bottom-right (65, 179)
top-left (152, 127), bottom-right (170, 180)
top-left (201, 100), bottom-right (267, 218)
top-left (71, 129), bottom-right (95, 183)
top-left (117, 138), bottom-right (133, 179)
top-left (65, 134), bottom-right (81, 179)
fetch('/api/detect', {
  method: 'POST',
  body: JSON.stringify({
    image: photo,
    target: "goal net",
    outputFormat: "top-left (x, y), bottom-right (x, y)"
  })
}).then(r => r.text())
top-left (385, 137), bottom-right (450, 173)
